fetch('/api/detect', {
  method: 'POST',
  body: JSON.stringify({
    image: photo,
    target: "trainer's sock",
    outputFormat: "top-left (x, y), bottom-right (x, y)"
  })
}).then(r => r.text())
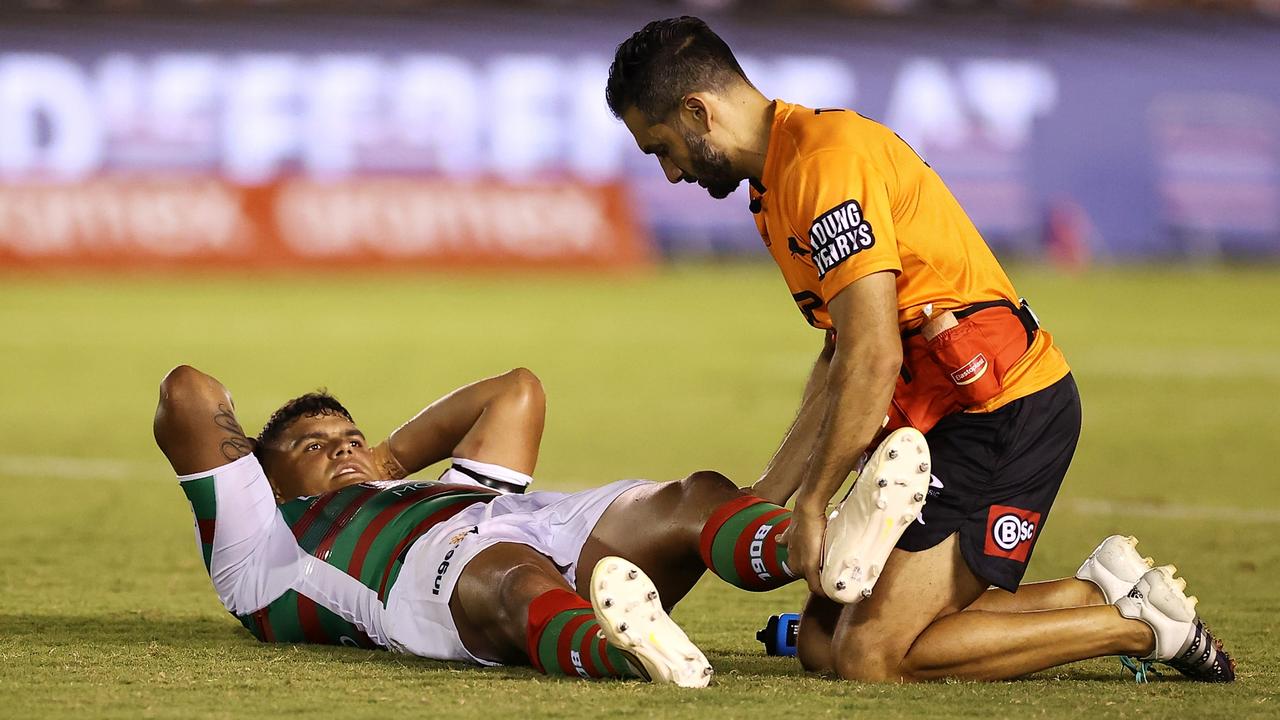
top-left (699, 495), bottom-right (796, 591)
top-left (526, 588), bottom-right (635, 679)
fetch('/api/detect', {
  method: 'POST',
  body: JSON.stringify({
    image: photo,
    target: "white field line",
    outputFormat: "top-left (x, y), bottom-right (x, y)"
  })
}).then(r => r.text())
top-left (1066, 347), bottom-right (1280, 381)
top-left (1066, 498), bottom-right (1280, 524)
top-left (0, 454), bottom-right (158, 481)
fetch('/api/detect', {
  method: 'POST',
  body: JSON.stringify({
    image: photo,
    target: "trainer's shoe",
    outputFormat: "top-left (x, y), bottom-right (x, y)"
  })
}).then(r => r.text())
top-left (590, 556), bottom-right (713, 688)
top-left (1114, 566), bottom-right (1236, 682)
top-left (820, 427), bottom-right (931, 604)
top-left (1076, 535), bottom-right (1155, 604)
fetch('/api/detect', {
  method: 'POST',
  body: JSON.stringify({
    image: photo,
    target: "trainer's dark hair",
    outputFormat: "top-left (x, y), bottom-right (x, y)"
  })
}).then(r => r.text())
top-left (606, 16), bottom-right (750, 122)
top-left (255, 391), bottom-right (354, 457)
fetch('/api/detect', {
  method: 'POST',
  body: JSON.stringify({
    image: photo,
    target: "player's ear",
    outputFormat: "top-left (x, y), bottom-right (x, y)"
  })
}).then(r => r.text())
top-left (681, 94), bottom-right (713, 133)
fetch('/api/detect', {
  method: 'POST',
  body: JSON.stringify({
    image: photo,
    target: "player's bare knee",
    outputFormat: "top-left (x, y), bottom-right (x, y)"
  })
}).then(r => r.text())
top-left (494, 559), bottom-right (563, 626)
top-left (503, 367), bottom-right (546, 410)
top-left (662, 471), bottom-right (739, 527)
top-left (679, 470), bottom-right (738, 503)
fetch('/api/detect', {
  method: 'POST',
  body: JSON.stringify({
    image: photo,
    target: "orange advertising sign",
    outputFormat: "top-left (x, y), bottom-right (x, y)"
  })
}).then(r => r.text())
top-left (0, 178), bottom-right (652, 270)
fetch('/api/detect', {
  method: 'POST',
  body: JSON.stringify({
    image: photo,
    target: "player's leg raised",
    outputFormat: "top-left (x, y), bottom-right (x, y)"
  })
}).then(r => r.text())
top-left (575, 470), bottom-right (800, 605)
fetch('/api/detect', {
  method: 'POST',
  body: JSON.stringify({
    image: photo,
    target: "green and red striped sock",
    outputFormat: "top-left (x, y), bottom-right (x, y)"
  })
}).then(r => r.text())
top-left (526, 589), bottom-right (634, 679)
top-left (699, 495), bottom-right (796, 591)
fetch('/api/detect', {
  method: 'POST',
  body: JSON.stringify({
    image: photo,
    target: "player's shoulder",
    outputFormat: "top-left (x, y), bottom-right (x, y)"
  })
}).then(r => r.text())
top-left (775, 101), bottom-right (896, 162)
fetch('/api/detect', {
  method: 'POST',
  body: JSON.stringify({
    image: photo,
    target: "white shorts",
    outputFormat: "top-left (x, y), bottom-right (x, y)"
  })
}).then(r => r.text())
top-left (383, 479), bottom-right (649, 665)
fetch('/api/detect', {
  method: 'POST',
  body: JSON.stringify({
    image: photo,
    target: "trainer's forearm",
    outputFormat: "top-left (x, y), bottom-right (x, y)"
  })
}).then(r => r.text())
top-left (794, 338), bottom-right (899, 513)
top-left (752, 339), bottom-right (833, 504)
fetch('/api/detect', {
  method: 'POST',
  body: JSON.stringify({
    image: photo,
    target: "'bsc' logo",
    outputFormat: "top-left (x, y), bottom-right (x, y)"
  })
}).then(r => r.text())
top-left (983, 505), bottom-right (1041, 562)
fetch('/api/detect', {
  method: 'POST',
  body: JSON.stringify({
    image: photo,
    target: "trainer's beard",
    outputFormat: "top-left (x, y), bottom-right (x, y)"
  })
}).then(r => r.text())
top-left (682, 129), bottom-right (740, 200)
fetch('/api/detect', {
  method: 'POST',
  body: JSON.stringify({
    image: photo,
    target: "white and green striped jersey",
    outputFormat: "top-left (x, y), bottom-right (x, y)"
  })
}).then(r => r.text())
top-left (178, 454), bottom-right (496, 648)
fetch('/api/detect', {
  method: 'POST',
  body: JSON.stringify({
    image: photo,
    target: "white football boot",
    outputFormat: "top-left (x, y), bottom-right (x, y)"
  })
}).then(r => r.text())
top-left (1114, 565), bottom-right (1236, 682)
top-left (820, 427), bottom-right (931, 604)
top-left (590, 556), bottom-right (713, 688)
top-left (1076, 535), bottom-right (1155, 604)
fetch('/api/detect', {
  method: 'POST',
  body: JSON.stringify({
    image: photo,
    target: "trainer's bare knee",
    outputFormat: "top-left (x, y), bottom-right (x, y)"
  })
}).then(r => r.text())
top-left (798, 595), bottom-right (841, 675)
top-left (832, 620), bottom-right (919, 683)
top-left (834, 649), bottom-right (908, 683)
top-left (798, 635), bottom-right (834, 675)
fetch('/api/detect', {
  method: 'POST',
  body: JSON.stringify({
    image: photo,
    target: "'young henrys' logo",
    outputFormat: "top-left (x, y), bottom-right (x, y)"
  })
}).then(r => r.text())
top-left (808, 199), bottom-right (876, 278)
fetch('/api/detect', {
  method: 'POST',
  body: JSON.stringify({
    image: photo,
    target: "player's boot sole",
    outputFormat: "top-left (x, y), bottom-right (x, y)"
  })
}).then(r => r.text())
top-left (820, 427), bottom-right (931, 604)
top-left (1076, 534), bottom-right (1155, 604)
top-left (590, 556), bottom-right (713, 688)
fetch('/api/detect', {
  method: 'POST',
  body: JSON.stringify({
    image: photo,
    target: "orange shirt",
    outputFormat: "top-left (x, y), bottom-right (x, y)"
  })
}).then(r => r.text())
top-left (750, 100), bottom-right (1069, 412)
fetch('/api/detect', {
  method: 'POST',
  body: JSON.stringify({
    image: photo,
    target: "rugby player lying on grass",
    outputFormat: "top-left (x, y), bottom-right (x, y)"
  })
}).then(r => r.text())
top-left (155, 364), bottom-right (880, 687)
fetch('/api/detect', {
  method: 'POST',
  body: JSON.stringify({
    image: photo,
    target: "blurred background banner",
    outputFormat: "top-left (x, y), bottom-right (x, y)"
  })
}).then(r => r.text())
top-left (0, 2), bottom-right (1277, 268)
top-left (0, 178), bottom-right (648, 270)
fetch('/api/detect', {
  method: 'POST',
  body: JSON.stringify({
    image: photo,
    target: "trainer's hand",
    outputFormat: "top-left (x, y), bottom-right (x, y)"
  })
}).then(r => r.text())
top-left (782, 508), bottom-right (828, 597)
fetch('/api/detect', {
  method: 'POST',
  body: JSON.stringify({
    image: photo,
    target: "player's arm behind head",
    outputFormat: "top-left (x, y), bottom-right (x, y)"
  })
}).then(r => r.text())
top-left (383, 367), bottom-right (547, 478)
top-left (153, 365), bottom-right (255, 477)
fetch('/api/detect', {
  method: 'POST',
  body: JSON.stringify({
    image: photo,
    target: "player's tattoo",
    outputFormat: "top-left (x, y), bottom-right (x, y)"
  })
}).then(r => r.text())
top-left (373, 442), bottom-right (408, 481)
top-left (213, 403), bottom-right (254, 461)
top-left (378, 459), bottom-right (407, 481)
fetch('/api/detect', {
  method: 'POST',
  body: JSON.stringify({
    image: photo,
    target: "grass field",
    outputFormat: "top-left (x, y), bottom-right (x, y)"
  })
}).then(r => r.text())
top-left (1, 263), bottom-right (1277, 718)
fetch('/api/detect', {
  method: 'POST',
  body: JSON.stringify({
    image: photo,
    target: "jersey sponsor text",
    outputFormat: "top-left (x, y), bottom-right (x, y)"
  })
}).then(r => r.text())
top-left (808, 199), bottom-right (875, 278)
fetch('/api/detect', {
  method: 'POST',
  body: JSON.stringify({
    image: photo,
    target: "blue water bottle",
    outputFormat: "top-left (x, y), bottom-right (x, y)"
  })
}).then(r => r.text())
top-left (757, 613), bottom-right (800, 656)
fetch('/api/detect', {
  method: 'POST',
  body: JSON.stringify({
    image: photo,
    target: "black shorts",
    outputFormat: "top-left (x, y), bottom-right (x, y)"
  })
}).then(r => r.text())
top-left (896, 373), bottom-right (1082, 591)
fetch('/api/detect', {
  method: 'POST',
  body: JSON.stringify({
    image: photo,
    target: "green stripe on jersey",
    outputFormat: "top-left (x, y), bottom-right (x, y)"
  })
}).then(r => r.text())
top-left (181, 475), bottom-right (216, 520)
top-left (243, 483), bottom-right (494, 647)
top-left (234, 589), bottom-right (307, 643)
top-left (356, 491), bottom-right (492, 586)
top-left (181, 476), bottom-right (217, 573)
top-left (280, 486), bottom-right (369, 553)
top-left (374, 492), bottom-right (492, 600)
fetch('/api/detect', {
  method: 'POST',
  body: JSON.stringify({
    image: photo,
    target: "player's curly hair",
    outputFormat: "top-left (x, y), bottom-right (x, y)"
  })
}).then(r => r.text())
top-left (606, 16), bottom-right (751, 122)
top-left (254, 391), bottom-right (354, 456)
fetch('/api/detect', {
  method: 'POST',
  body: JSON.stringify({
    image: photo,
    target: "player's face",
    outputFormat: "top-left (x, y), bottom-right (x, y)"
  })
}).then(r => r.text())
top-left (262, 413), bottom-right (379, 499)
top-left (623, 107), bottom-right (742, 199)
